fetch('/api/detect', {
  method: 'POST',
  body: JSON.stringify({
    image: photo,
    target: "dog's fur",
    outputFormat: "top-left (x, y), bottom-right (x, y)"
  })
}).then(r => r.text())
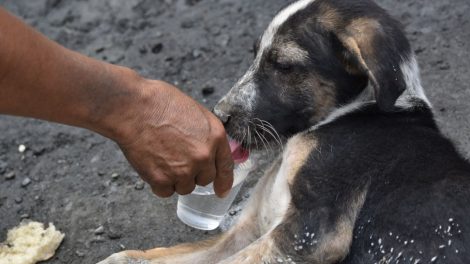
top-left (99, 0), bottom-right (470, 263)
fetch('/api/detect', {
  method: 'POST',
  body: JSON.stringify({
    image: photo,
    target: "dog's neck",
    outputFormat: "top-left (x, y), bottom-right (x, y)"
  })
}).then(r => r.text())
top-left (310, 55), bottom-right (431, 131)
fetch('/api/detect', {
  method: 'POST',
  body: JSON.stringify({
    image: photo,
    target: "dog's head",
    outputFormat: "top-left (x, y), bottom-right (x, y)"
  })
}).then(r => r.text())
top-left (215, 0), bottom-right (416, 149)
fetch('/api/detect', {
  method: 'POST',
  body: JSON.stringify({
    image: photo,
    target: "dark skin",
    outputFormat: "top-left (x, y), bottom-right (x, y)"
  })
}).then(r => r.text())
top-left (0, 8), bottom-right (234, 198)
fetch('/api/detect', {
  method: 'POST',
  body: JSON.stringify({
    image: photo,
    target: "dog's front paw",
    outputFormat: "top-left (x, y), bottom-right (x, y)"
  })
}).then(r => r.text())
top-left (97, 252), bottom-right (150, 264)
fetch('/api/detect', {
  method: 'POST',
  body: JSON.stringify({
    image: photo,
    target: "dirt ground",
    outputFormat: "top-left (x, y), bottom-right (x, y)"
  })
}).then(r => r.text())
top-left (0, 0), bottom-right (469, 263)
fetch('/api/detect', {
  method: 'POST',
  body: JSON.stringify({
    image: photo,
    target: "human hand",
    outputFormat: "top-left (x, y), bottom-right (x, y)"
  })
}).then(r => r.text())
top-left (111, 79), bottom-right (234, 198)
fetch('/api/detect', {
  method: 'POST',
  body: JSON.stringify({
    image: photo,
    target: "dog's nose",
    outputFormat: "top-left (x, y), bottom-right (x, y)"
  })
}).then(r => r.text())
top-left (213, 108), bottom-right (231, 125)
top-left (213, 102), bottom-right (231, 125)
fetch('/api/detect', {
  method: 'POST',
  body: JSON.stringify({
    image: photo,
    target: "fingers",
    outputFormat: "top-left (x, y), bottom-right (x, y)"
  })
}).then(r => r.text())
top-left (151, 183), bottom-right (175, 198)
top-left (195, 162), bottom-right (216, 187)
top-left (144, 172), bottom-right (176, 198)
top-left (213, 135), bottom-right (234, 198)
top-left (176, 150), bottom-right (216, 195)
top-left (175, 178), bottom-right (196, 195)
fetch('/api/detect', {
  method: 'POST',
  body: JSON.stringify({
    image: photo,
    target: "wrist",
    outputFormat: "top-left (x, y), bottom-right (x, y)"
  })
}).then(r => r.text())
top-left (91, 67), bottom-right (178, 147)
top-left (87, 65), bottom-right (148, 143)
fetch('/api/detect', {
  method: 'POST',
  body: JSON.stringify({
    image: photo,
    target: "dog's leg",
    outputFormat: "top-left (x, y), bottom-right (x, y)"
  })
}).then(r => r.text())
top-left (218, 188), bottom-right (368, 264)
top-left (98, 158), bottom-right (284, 264)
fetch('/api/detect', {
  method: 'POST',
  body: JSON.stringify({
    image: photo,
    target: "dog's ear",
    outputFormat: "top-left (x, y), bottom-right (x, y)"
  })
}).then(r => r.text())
top-left (320, 4), bottom-right (411, 111)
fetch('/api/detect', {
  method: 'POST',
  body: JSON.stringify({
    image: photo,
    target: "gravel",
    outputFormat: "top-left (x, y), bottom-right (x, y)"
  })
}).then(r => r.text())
top-left (0, 0), bottom-right (469, 263)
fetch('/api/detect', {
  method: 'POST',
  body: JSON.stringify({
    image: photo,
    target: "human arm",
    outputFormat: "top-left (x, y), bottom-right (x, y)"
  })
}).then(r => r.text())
top-left (0, 8), bottom-right (234, 197)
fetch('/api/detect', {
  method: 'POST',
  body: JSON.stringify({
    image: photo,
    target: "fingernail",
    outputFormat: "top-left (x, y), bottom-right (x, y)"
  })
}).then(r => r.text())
top-left (220, 188), bottom-right (231, 198)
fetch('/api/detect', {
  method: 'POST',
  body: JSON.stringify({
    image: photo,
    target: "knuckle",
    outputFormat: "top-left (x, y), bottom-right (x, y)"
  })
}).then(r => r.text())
top-left (195, 148), bottom-right (212, 163)
top-left (149, 173), bottom-right (173, 186)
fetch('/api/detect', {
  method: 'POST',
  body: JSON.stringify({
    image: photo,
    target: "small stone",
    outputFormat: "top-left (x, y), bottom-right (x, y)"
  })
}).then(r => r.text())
top-left (108, 229), bottom-right (123, 240)
top-left (139, 46), bottom-right (148, 54)
top-left (415, 47), bottom-right (426, 54)
top-left (216, 34), bottom-right (230, 47)
top-left (119, 244), bottom-right (126, 250)
top-left (5, 171), bottom-right (16, 180)
top-left (0, 160), bottom-right (7, 172)
top-left (90, 236), bottom-right (106, 243)
top-left (439, 64), bottom-right (450, 70)
top-left (75, 250), bottom-right (85, 257)
top-left (151, 43), bottom-right (163, 54)
top-left (111, 173), bottom-right (120, 180)
top-left (46, 0), bottom-right (62, 9)
top-left (134, 182), bottom-right (145, 190)
top-left (94, 225), bottom-right (105, 235)
top-left (20, 214), bottom-right (29, 219)
top-left (21, 177), bottom-right (31, 187)
top-left (97, 171), bottom-right (105, 176)
top-left (32, 147), bottom-right (46, 156)
top-left (229, 210), bottom-right (237, 216)
top-left (181, 20), bottom-right (194, 29)
top-left (18, 144), bottom-right (26, 153)
top-left (185, 0), bottom-right (202, 6)
top-left (15, 197), bottom-right (23, 204)
top-left (192, 49), bottom-right (203, 58)
top-left (202, 86), bottom-right (215, 96)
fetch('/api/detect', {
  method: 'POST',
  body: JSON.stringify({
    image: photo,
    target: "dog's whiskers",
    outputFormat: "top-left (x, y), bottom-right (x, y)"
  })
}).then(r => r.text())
top-left (253, 118), bottom-right (283, 150)
top-left (250, 120), bottom-right (273, 155)
top-left (256, 125), bottom-right (275, 156)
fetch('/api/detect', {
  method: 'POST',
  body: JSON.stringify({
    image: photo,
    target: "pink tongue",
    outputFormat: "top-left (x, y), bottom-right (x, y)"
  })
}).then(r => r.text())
top-left (229, 139), bottom-right (250, 164)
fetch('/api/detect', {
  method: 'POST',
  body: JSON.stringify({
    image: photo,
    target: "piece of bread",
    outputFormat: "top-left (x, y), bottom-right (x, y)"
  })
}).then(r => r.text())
top-left (0, 221), bottom-right (65, 264)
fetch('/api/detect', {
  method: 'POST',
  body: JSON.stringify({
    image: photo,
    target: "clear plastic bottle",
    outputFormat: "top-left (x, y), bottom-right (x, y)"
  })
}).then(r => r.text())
top-left (177, 157), bottom-right (255, 230)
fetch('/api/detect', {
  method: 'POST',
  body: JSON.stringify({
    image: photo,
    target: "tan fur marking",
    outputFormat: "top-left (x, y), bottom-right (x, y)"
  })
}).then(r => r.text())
top-left (124, 236), bottom-right (221, 260)
top-left (338, 18), bottom-right (383, 88)
top-left (316, 4), bottom-right (341, 31)
top-left (347, 18), bottom-right (383, 49)
top-left (317, 4), bottom-right (383, 85)
top-left (314, 190), bottom-right (368, 263)
top-left (312, 79), bottom-right (337, 122)
top-left (284, 134), bottom-right (317, 186)
top-left (220, 236), bottom-right (279, 264)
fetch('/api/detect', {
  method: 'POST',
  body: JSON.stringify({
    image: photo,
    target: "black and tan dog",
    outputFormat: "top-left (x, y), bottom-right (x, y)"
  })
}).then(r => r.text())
top-left (100, 0), bottom-right (470, 263)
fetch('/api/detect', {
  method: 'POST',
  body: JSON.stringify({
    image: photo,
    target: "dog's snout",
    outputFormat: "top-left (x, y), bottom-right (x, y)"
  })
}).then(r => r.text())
top-left (213, 101), bottom-right (232, 125)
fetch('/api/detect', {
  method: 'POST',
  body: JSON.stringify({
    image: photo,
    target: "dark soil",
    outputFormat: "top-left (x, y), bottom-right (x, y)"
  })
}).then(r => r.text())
top-left (0, 0), bottom-right (469, 263)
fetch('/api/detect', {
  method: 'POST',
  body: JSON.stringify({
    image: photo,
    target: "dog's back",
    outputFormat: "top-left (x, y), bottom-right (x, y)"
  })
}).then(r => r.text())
top-left (302, 102), bottom-right (470, 263)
